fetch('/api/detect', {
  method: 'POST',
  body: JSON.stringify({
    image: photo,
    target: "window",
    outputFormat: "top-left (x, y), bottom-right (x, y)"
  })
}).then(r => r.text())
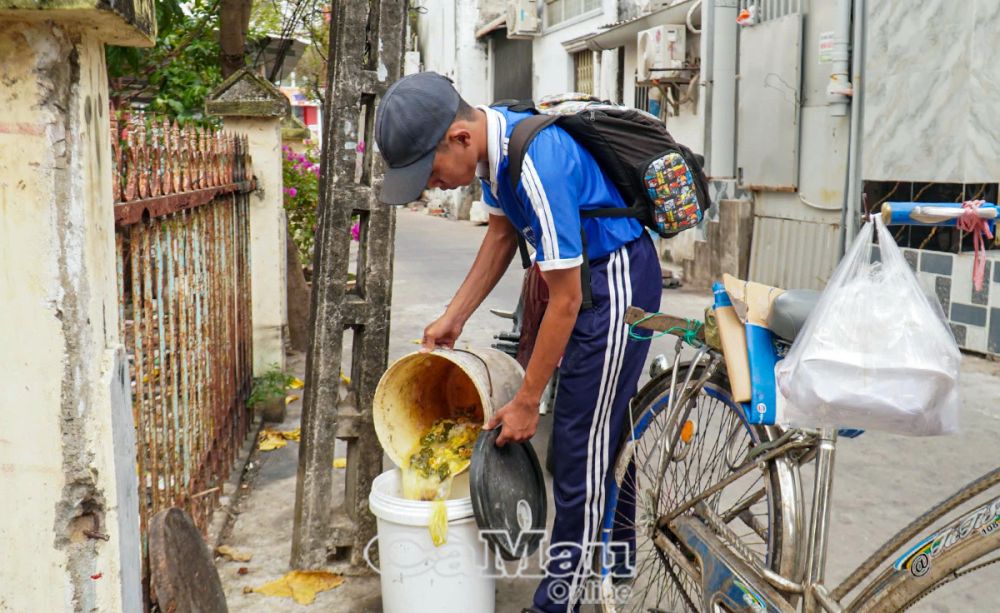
top-left (546, 0), bottom-right (600, 28)
top-left (634, 85), bottom-right (666, 121)
top-left (574, 51), bottom-right (594, 95)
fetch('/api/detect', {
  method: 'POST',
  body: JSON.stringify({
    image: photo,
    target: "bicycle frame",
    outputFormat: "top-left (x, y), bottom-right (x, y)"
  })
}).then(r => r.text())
top-left (647, 201), bottom-right (1000, 612)
top-left (656, 350), bottom-right (840, 612)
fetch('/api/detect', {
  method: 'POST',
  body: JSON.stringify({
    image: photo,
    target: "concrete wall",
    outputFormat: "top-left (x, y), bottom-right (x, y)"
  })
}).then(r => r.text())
top-left (416, 0), bottom-right (496, 214)
top-left (416, 0), bottom-right (492, 105)
top-left (0, 21), bottom-right (141, 612)
top-left (532, 0), bottom-right (618, 98)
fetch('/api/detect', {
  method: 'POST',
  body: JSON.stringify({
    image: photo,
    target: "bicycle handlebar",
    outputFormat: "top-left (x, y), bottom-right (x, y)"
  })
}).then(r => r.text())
top-left (880, 201), bottom-right (998, 228)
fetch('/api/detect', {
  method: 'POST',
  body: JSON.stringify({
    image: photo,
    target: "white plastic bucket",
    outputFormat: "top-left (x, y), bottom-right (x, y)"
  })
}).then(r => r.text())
top-left (368, 469), bottom-right (495, 613)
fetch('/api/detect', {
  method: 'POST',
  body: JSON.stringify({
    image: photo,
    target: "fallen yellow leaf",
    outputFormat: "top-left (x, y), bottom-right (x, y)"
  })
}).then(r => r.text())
top-left (333, 457), bottom-right (347, 469)
top-left (289, 377), bottom-right (305, 389)
top-left (285, 394), bottom-right (300, 405)
top-left (340, 372), bottom-right (351, 385)
top-left (216, 545), bottom-right (252, 562)
top-left (258, 429), bottom-right (300, 451)
top-left (258, 430), bottom-right (288, 451)
top-left (251, 570), bottom-right (344, 605)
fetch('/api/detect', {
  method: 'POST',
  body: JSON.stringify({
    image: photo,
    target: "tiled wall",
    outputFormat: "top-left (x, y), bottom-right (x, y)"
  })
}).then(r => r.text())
top-left (865, 0), bottom-right (1000, 183)
top-left (875, 246), bottom-right (1000, 356)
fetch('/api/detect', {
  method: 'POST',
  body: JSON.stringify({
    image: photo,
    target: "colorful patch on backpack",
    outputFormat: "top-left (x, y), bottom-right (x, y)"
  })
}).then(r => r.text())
top-left (644, 152), bottom-right (703, 234)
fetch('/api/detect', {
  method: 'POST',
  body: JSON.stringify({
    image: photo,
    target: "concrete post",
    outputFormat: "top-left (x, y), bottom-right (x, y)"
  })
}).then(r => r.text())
top-left (292, 0), bottom-right (406, 571)
top-left (282, 114), bottom-right (312, 154)
top-left (0, 1), bottom-right (154, 611)
top-left (207, 69), bottom-right (291, 375)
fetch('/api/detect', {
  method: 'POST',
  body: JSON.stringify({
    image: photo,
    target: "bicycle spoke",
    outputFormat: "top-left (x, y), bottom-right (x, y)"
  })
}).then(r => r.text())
top-left (605, 375), bottom-right (779, 612)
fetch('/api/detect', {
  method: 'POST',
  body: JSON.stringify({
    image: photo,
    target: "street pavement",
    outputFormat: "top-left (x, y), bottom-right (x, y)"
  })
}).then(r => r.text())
top-left (216, 209), bottom-right (1000, 612)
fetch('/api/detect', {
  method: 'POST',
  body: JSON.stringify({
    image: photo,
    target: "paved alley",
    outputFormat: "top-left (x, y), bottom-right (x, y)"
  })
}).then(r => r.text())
top-left (215, 210), bottom-right (1000, 612)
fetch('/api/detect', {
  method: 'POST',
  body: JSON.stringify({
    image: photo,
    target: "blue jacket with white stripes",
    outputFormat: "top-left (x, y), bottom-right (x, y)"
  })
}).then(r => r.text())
top-left (475, 105), bottom-right (644, 272)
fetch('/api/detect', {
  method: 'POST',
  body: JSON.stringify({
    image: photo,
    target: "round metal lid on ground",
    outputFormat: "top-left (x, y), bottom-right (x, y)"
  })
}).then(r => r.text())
top-left (148, 507), bottom-right (229, 612)
top-left (470, 427), bottom-right (547, 561)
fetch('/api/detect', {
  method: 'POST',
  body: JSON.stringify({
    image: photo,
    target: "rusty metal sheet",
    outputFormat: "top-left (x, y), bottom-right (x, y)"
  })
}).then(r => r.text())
top-left (736, 13), bottom-right (802, 190)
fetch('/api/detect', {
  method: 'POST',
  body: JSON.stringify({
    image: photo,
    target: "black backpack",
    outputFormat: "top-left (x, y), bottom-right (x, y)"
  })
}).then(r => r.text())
top-left (493, 94), bottom-right (710, 308)
top-left (498, 94), bottom-right (711, 239)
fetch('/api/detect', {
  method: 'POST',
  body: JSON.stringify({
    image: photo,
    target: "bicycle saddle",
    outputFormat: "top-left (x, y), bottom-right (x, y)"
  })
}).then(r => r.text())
top-left (769, 289), bottom-right (820, 342)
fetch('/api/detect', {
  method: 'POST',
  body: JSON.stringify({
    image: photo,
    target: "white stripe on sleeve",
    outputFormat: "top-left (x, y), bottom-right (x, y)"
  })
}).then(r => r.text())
top-left (521, 154), bottom-right (561, 262)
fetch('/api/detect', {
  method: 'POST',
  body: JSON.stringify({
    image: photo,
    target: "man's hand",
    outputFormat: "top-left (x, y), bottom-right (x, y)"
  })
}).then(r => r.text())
top-left (421, 313), bottom-right (465, 352)
top-left (420, 215), bottom-right (518, 354)
top-left (485, 393), bottom-right (540, 446)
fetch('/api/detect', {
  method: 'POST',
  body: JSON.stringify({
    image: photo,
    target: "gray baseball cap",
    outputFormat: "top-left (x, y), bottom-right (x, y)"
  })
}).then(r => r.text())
top-left (375, 72), bottom-right (460, 205)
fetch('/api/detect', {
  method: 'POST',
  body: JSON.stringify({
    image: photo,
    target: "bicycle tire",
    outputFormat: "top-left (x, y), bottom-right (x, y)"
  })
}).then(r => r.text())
top-left (598, 362), bottom-right (803, 612)
top-left (849, 495), bottom-right (1000, 612)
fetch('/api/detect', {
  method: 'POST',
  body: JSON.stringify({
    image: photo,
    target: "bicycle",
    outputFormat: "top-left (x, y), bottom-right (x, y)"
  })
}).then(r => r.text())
top-left (595, 201), bottom-right (1000, 612)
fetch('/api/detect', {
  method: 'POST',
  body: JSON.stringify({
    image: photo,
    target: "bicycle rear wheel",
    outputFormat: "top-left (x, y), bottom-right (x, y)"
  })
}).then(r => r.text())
top-left (598, 361), bottom-right (802, 612)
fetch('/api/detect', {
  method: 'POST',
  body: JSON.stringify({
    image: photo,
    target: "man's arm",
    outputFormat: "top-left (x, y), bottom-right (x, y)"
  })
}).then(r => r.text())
top-left (421, 213), bottom-right (518, 351)
top-left (487, 265), bottom-right (581, 446)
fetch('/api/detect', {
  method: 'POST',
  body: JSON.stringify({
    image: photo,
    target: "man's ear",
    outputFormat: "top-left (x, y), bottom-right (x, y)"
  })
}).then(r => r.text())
top-left (448, 126), bottom-right (473, 148)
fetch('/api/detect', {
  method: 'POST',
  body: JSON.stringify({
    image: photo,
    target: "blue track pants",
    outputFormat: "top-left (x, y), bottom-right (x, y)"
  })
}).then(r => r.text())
top-left (533, 233), bottom-right (662, 613)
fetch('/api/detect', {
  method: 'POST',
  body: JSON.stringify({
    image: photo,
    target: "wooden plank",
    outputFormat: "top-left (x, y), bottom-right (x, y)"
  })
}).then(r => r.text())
top-left (624, 306), bottom-right (705, 342)
top-left (718, 199), bottom-right (754, 279)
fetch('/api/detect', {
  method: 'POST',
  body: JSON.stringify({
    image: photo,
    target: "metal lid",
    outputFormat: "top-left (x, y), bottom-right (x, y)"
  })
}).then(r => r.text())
top-left (470, 428), bottom-right (547, 561)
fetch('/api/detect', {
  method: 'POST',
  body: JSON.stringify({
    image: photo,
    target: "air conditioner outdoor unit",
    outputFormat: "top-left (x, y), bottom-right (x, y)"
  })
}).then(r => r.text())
top-left (636, 24), bottom-right (687, 81)
top-left (507, 0), bottom-right (540, 39)
top-left (644, 0), bottom-right (682, 12)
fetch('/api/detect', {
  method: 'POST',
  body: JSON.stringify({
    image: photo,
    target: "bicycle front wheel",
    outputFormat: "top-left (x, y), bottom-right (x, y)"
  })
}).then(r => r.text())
top-left (849, 489), bottom-right (1000, 612)
top-left (598, 362), bottom-right (803, 612)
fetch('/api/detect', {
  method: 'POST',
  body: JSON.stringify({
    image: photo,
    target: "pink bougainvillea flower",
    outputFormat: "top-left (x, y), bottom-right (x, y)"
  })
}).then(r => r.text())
top-left (288, 187), bottom-right (298, 197)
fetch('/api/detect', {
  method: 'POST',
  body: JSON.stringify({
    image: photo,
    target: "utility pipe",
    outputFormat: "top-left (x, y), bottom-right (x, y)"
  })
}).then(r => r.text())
top-left (828, 0), bottom-right (854, 116)
top-left (840, 0), bottom-right (865, 253)
top-left (708, 0), bottom-right (738, 178)
top-left (701, 0), bottom-right (715, 167)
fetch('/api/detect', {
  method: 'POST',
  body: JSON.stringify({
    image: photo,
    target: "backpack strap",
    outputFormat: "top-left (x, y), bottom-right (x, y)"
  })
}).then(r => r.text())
top-left (507, 114), bottom-right (595, 310)
top-left (580, 204), bottom-right (645, 219)
top-left (506, 114), bottom-right (559, 193)
top-left (578, 227), bottom-right (593, 310)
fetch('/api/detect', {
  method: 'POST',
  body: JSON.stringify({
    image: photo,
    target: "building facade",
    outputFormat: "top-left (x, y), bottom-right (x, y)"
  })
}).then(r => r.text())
top-left (415, 0), bottom-right (1000, 356)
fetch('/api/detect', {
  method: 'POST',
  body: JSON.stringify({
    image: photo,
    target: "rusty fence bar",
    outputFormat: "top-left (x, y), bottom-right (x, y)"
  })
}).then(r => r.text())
top-left (111, 109), bottom-right (255, 540)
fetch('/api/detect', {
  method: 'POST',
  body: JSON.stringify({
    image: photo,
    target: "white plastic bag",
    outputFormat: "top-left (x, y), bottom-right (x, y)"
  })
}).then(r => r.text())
top-left (775, 216), bottom-right (961, 435)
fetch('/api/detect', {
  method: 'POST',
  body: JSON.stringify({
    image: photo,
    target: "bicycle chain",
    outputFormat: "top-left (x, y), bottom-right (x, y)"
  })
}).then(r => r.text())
top-left (655, 543), bottom-right (700, 613)
top-left (695, 501), bottom-right (767, 574)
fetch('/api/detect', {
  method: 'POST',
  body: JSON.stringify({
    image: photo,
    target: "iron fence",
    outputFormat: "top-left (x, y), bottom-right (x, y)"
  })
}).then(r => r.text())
top-left (111, 110), bottom-right (255, 537)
